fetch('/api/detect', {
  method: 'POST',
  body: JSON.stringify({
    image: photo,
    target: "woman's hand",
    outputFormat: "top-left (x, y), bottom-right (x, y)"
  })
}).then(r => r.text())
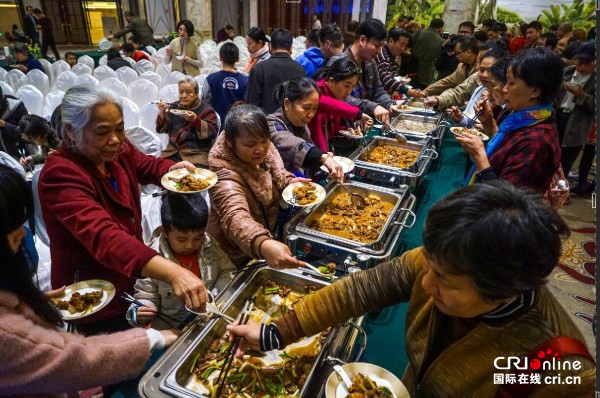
top-left (360, 114), bottom-right (373, 130)
top-left (446, 106), bottom-right (464, 124)
top-left (181, 110), bottom-right (197, 122)
top-left (136, 305), bottom-right (158, 324)
top-left (226, 319), bottom-right (262, 357)
top-left (44, 285), bottom-right (66, 299)
top-left (170, 161), bottom-right (196, 172)
top-left (259, 239), bottom-right (305, 269)
top-left (0, 119), bottom-right (5, 128)
top-left (159, 329), bottom-right (182, 346)
top-left (473, 98), bottom-right (497, 135)
top-left (322, 155), bottom-right (344, 182)
top-left (181, 55), bottom-right (189, 64)
top-left (19, 156), bottom-right (33, 166)
top-left (157, 100), bottom-right (169, 117)
top-left (168, 267), bottom-right (208, 311)
top-left (454, 132), bottom-right (490, 172)
top-left (424, 96), bottom-right (439, 108)
top-left (289, 177), bottom-right (312, 185)
top-left (373, 105), bottom-right (389, 126)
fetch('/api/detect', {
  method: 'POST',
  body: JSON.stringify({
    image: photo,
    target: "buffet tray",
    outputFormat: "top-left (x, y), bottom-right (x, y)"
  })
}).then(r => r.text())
top-left (138, 266), bottom-right (365, 398)
top-left (390, 112), bottom-right (447, 146)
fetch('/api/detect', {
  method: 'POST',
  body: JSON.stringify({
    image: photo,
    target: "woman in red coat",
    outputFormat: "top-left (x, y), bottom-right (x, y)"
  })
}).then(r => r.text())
top-left (39, 85), bottom-right (208, 335)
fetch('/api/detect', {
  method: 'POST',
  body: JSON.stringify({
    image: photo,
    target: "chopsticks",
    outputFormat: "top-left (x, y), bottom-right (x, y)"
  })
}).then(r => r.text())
top-left (120, 292), bottom-right (185, 328)
top-left (18, 148), bottom-right (34, 174)
top-left (466, 99), bottom-right (490, 129)
top-left (215, 298), bottom-right (254, 398)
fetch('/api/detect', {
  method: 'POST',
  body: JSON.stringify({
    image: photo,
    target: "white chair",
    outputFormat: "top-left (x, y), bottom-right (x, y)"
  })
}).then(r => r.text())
top-left (77, 55), bottom-right (95, 70)
top-left (0, 152), bottom-right (25, 179)
top-left (164, 71), bottom-right (185, 85)
top-left (139, 71), bottom-right (162, 89)
top-left (155, 62), bottom-right (171, 80)
top-left (99, 77), bottom-right (128, 98)
top-left (93, 65), bottom-right (117, 81)
top-left (127, 78), bottom-right (158, 108)
top-left (24, 69), bottom-right (50, 97)
top-left (16, 85), bottom-right (44, 116)
top-left (0, 67), bottom-right (6, 81)
top-left (135, 59), bottom-right (154, 74)
top-left (54, 70), bottom-right (78, 92)
top-left (43, 90), bottom-right (65, 120)
top-left (31, 168), bottom-right (50, 246)
top-left (71, 63), bottom-right (92, 76)
top-left (156, 47), bottom-right (167, 59)
top-left (140, 102), bottom-right (159, 134)
top-left (38, 59), bottom-right (52, 82)
top-left (0, 81), bottom-right (14, 96)
top-left (126, 126), bottom-right (162, 158)
top-left (145, 46), bottom-right (157, 55)
top-left (195, 73), bottom-right (208, 91)
top-left (121, 97), bottom-right (140, 129)
top-left (6, 69), bottom-right (26, 92)
top-left (75, 74), bottom-right (99, 86)
top-left (99, 54), bottom-right (107, 66)
top-left (50, 60), bottom-right (70, 84)
top-left (157, 84), bottom-right (179, 103)
top-left (123, 56), bottom-right (137, 68)
top-left (116, 66), bottom-right (138, 86)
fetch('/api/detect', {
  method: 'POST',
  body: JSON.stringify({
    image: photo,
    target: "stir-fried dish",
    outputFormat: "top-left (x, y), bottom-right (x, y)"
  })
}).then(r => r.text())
top-left (169, 174), bottom-right (210, 192)
top-left (317, 262), bottom-right (336, 275)
top-left (293, 183), bottom-right (318, 205)
top-left (56, 290), bottom-right (103, 314)
top-left (309, 193), bottom-right (394, 243)
top-left (190, 280), bottom-right (328, 397)
top-left (346, 374), bottom-right (394, 398)
top-left (452, 127), bottom-right (487, 139)
top-left (360, 145), bottom-right (420, 169)
top-left (392, 119), bottom-right (436, 134)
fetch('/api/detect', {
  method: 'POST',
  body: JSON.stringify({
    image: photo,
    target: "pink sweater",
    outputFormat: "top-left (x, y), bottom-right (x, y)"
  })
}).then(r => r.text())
top-left (0, 290), bottom-right (150, 397)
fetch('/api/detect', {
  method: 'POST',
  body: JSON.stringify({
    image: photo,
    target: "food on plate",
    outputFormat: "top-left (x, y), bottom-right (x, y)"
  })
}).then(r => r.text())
top-left (340, 127), bottom-right (363, 137)
top-left (169, 174), bottom-right (210, 192)
top-left (451, 127), bottom-right (488, 140)
top-left (169, 109), bottom-right (189, 115)
top-left (360, 145), bottom-right (420, 169)
top-left (346, 373), bottom-right (394, 398)
top-left (293, 183), bottom-right (318, 205)
top-left (56, 290), bottom-right (103, 314)
top-left (392, 119), bottom-right (436, 134)
top-left (309, 193), bottom-right (394, 243)
top-left (317, 262), bottom-right (337, 275)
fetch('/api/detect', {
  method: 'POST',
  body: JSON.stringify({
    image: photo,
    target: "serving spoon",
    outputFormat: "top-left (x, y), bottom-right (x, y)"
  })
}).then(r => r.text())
top-left (339, 183), bottom-right (367, 207)
top-left (375, 117), bottom-right (408, 144)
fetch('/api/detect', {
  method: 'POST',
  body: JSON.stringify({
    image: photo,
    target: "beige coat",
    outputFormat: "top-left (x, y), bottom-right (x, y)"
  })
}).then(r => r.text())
top-left (207, 133), bottom-right (294, 266)
top-left (165, 36), bottom-right (201, 76)
top-left (436, 72), bottom-right (481, 110)
top-left (424, 61), bottom-right (478, 96)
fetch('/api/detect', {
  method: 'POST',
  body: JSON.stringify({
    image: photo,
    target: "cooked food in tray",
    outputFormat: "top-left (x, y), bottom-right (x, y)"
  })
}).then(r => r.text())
top-left (293, 183), bottom-right (318, 205)
top-left (168, 174), bottom-right (210, 192)
top-left (346, 373), bottom-right (394, 398)
top-left (56, 290), bottom-right (103, 314)
top-left (392, 119), bottom-right (436, 134)
top-left (188, 280), bottom-right (328, 397)
top-left (308, 193), bottom-right (394, 243)
top-left (360, 145), bottom-right (420, 169)
top-left (318, 262), bottom-right (337, 275)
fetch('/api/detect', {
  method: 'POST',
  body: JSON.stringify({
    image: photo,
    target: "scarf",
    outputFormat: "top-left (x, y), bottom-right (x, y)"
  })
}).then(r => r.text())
top-left (244, 44), bottom-right (270, 74)
top-left (463, 103), bottom-right (553, 186)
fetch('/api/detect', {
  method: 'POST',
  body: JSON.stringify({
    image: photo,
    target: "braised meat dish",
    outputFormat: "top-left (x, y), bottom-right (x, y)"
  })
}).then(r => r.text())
top-left (56, 290), bottom-right (103, 314)
top-left (360, 145), bottom-right (420, 169)
top-left (169, 174), bottom-right (210, 192)
top-left (347, 373), bottom-right (394, 398)
top-left (451, 127), bottom-right (487, 139)
top-left (293, 183), bottom-right (318, 205)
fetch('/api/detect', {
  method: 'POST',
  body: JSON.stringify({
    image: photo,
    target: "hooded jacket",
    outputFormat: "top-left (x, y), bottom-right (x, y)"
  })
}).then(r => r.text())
top-left (296, 47), bottom-right (325, 78)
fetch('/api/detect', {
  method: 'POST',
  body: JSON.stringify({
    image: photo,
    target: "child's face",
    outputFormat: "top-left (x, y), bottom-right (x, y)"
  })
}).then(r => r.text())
top-left (165, 228), bottom-right (204, 256)
top-left (66, 55), bottom-right (77, 66)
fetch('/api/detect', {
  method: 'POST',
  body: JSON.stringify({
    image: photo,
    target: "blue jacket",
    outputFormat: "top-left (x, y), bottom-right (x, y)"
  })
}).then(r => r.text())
top-left (20, 55), bottom-right (44, 74)
top-left (296, 47), bottom-right (324, 78)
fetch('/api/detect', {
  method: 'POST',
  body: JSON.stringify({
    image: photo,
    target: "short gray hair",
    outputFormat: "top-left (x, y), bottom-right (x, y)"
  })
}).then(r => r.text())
top-left (178, 76), bottom-right (199, 94)
top-left (60, 85), bottom-right (122, 148)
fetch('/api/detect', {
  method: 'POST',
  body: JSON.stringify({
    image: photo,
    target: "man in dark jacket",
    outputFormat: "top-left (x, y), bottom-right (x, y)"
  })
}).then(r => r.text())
top-left (33, 9), bottom-right (59, 61)
top-left (106, 48), bottom-right (132, 71)
top-left (435, 21), bottom-right (475, 79)
top-left (108, 11), bottom-right (155, 47)
top-left (245, 29), bottom-right (305, 114)
top-left (22, 5), bottom-right (39, 45)
top-left (411, 18), bottom-right (444, 88)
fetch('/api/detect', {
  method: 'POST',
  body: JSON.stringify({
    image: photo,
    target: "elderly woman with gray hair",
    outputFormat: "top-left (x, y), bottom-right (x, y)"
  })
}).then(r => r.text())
top-left (38, 85), bottom-right (208, 336)
top-left (157, 76), bottom-right (218, 167)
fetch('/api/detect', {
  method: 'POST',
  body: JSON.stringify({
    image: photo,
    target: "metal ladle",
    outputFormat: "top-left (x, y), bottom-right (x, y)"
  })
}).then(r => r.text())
top-left (340, 183), bottom-right (367, 207)
top-left (375, 117), bottom-right (408, 144)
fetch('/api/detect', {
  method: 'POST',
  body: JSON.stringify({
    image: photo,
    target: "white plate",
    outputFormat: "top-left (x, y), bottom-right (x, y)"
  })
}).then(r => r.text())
top-left (320, 156), bottom-right (355, 174)
top-left (99, 38), bottom-right (112, 51)
top-left (450, 126), bottom-right (489, 141)
top-left (325, 362), bottom-right (409, 398)
top-left (53, 279), bottom-right (115, 320)
top-left (282, 182), bottom-right (326, 207)
top-left (176, 55), bottom-right (185, 61)
top-left (338, 128), bottom-right (364, 139)
top-left (160, 168), bottom-right (218, 194)
top-left (169, 108), bottom-right (189, 116)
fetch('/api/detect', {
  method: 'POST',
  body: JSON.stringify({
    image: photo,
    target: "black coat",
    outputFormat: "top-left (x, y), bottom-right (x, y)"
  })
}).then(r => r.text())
top-left (245, 52), bottom-right (306, 114)
top-left (22, 13), bottom-right (38, 40)
top-left (0, 96), bottom-right (30, 160)
top-left (107, 57), bottom-right (133, 71)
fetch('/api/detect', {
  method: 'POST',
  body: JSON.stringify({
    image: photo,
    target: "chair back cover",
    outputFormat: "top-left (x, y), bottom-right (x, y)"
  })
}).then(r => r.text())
top-left (145, 46), bottom-right (157, 55)
top-left (17, 85), bottom-right (44, 116)
top-left (54, 70), bottom-right (78, 92)
top-left (43, 90), bottom-right (65, 120)
top-left (135, 59), bottom-right (154, 74)
top-left (127, 78), bottom-right (158, 108)
top-left (77, 55), bottom-right (95, 70)
top-left (50, 60), bottom-right (70, 85)
top-left (116, 66), bottom-right (139, 86)
top-left (157, 84), bottom-right (179, 103)
top-left (155, 62), bottom-right (171, 79)
top-left (0, 67), bottom-right (6, 81)
top-left (139, 71), bottom-right (163, 89)
top-left (121, 97), bottom-right (140, 129)
top-left (6, 68), bottom-right (26, 92)
top-left (99, 54), bottom-right (107, 66)
top-left (71, 63), bottom-right (92, 76)
top-left (39, 59), bottom-right (52, 83)
top-left (139, 102), bottom-right (159, 133)
top-left (0, 152), bottom-right (25, 179)
top-left (93, 65), bottom-right (117, 81)
top-left (24, 69), bottom-right (50, 97)
top-left (0, 81), bottom-right (14, 96)
top-left (74, 73), bottom-right (99, 86)
top-left (32, 168), bottom-right (50, 246)
top-left (99, 77), bottom-right (128, 97)
top-left (164, 70), bottom-right (185, 86)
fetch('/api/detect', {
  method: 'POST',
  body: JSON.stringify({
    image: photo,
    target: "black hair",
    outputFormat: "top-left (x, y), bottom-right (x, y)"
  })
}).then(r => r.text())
top-left (489, 23), bottom-right (504, 33)
top-left (225, 25), bottom-right (234, 30)
top-left (429, 18), bottom-right (444, 30)
top-left (355, 18), bottom-right (387, 41)
top-left (13, 42), bottom-right (29, 55)
top-left (307, 29), bottom-right (320, 47)
top-left (106, 48), bottom-right (121, 60)
top-left (473, 30), bottom-right (488, 43)
top-left (499, 23), bottom-right (508, 33)
top-left (456, 35), bottom-right (479, 54)
top-left (482, 38), bottom-right (508, 52)
top-left (219, 42), bottom-right (239, 65)
top-left (481, 19), bottom-right (496, 28)
top-left (423, 180), bottom-right (569, 301)
top-left (519, 22), bottom-right (529, 36)
top-left (33, 8), bottom-right (41, 14)
top-left (563, 39), bottom-right (583, 59)
top-left (549, 24), bottom-right (559, 31)
top-left (458, 21), bottom-right (476, 34)
top-left (0, 85), bottom-right (7, 116)
top-left (480, 46), bottom-right (509, 63)
top-left (387, 28), bottom-right (412, 47)
top-left (490, 56), bottom-right (510, 84)
top-left (50, 104), bottom-right (62, 139)
top-left (587, 26), bottom-right (595, 41)
top-left (270, 28), bottom-right (293, 50)
top-left (319, 24), bottom-right (343, 47)
top-left (540, 32), bottom-right (558, 50)
top-left (18, 115), bottom-right (59, 148)
top-left (121, 42), bottom-right (134, 54)
top-left (346, 20), bottom-right (359, 33)
top-left (508, 47), bottom-right (564, 104)
top-left (224, 104), bottom-right (270, 142)
top-left (161, 193), bottom-right (209, 233)
top-left (64, 51), bottom-right (76, 59)
top-left (176, 19), bottom-right (195, 37)
top-left (527, 21), bottom-right (542, 32)
top-left (0, 165), bottom-right (63, 327)
top-left (127, 36), bottom-right (141, 45)
top-left (314, 56), bottom-right (360, 82)
top-left (273, 77), bottom-right (318, 106)
top-left (246, 27), bottom-right (269, 44)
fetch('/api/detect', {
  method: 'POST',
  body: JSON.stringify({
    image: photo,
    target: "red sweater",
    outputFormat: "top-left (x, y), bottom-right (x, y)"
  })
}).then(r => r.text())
top-left (39, 141), bottom-right (174, 323)
top-left (309, 79), bottom-right (362, 152)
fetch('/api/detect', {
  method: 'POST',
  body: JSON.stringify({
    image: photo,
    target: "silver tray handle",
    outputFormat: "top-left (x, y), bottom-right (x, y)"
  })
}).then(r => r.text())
top-left (324, 321), bottom-right (368, 365)
top-left (422, 148), bottom-right (438, 160)
top-left (393, 208), bottom-right (417, 228)
top-left (438, 120), bottom-right (451, 129)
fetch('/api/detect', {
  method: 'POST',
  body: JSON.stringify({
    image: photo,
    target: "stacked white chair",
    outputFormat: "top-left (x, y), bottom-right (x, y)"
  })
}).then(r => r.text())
top-left (127, 78), bottom-right (158, 108)
top-left (93, 65), bottom-right (117, 81)
top-left (16, 85), bottom-right (44, 116)
top-left (71, 63), bottom-right (92, 76)
top-left (139, 102), bottom-right (159, 134)
top-left (24, 69), bottom-right (50, 97)
top-left (6, 69), bottom-right (26, 92)
top-left (99, 77), bottom-right (128, 97)
top-left (54, 70), bottom-right (78, 92)
top-left (77, 55), bottom-right (95, 70)
top-left (135, 59), bottom-right (154, 74)
top-left (139, 71), bottom-right (162, 89)
top-left (121, 97), bottom-right (140, 129)
top-left (50, 60), bottom-right (70, 84)
top-left (99, 54), bottom-right (107, 66)
top-left (0, 81), bottom-right (14, 96)
top-left (116, 66), bottom-right (138, 86)
top-left (0, 67), bottom-right (6, 81)
top-left (164, 71), bottom-right (185, 85)
top-left (145, 46), bottom-right (157, 55)
top-left (39, 59), bottom-right (52, 82)
top-left (75, 74), bottom-right (99, 86)
top-left (157, 84), bottom-right (179, 103)
top-left (43, 90), bottom-right (65, 120)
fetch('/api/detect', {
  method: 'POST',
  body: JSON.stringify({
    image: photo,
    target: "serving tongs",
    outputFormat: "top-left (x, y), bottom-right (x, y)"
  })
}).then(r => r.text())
top-left (185, 291), bottom-right (235, 324)
top-left (374, 117), bottom-right (408, 144)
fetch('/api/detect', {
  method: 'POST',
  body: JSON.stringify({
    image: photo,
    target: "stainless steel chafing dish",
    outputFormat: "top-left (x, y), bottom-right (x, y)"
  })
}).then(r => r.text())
top-left (138, 266), bottom-right (366, 398)
top-left (284, 181), bottom-right (416, 270)
top-left (348, 136), bottom-right (437, 188)
top-left (390, 112), bottom-right (448, 147)
top-left (399, 97), bottom-right (438, 115)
